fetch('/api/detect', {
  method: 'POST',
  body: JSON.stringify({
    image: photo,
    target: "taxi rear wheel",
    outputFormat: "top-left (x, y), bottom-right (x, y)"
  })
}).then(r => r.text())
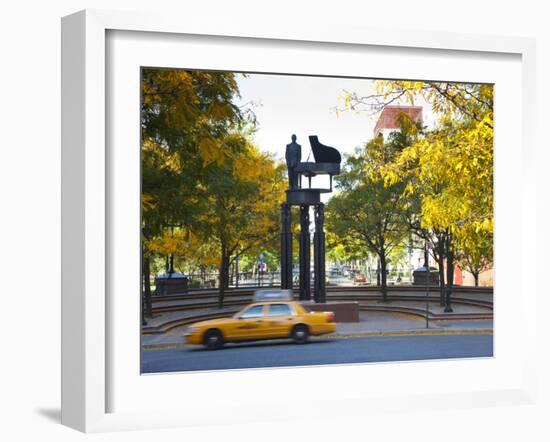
top-left (203, 329), bottom-right (224, 350)
top-left (291, 324), bottom-right (309, 344)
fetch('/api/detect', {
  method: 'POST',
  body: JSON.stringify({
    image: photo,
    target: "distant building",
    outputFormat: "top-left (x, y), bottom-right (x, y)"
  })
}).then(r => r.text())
top-left (373, 105), bottom-right (423, 138)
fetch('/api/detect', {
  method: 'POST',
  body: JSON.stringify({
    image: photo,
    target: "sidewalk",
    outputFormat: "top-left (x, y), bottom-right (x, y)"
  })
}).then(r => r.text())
top-left (142, 311), bottom-right (493, 349)
top-left (333, 311), bottom-right (492, 336)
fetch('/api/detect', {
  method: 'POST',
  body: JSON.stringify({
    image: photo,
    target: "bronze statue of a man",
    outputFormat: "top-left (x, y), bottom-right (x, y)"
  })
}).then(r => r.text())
top-left (285, 134), bottom-right (301, 189)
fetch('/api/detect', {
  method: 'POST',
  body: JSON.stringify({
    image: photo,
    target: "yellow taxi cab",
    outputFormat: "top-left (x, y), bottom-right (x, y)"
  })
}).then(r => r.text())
top-left (183, 290), bottom-right (336, 350)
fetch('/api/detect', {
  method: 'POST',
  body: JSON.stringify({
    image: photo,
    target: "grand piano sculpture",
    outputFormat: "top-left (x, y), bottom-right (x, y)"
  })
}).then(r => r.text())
top-left (281, 135), bottom-right (342, 303)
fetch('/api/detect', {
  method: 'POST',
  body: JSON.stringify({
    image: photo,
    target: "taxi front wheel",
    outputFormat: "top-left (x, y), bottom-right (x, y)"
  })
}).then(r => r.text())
top-left (291, 324), bottom-right (309, 344)
top-left (203, 329), bottom-right (224, 350)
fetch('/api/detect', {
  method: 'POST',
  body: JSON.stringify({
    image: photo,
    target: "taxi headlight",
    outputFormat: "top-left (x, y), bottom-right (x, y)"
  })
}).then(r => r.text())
top-left (184, 327), bottom-right (198, 335)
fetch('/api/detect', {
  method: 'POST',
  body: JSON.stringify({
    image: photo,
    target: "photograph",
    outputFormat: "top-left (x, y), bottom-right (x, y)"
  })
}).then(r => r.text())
top-left (1, 0), bottom-right (545, 438)
top-left (139, 68), bottom-right (494, 374)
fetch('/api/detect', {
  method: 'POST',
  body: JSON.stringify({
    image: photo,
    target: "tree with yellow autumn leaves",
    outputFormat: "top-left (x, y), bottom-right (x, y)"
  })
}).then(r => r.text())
top-left (141, 69), bottom-right (494, 316)
top-left (335, 80), bottom-right (494, 305)
top-left (198, 141), bottom-right (286, 307)
top-left (141, 69), bottom-right (285, 312)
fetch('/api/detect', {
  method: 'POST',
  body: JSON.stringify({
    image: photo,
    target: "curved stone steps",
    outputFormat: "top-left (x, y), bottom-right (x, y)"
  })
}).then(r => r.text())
top-left (150, 285), bottom-right (493, 303)
top-left (143, 301), bottom-right (492, 335)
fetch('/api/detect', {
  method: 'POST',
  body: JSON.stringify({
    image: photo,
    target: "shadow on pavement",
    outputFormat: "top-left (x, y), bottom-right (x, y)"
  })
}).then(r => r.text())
top-left (188, 338), bottom-right (336, 352)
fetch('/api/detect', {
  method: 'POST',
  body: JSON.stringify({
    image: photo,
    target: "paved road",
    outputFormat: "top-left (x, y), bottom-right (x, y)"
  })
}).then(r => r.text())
top-left (141, 334), bottom-right (493, 374)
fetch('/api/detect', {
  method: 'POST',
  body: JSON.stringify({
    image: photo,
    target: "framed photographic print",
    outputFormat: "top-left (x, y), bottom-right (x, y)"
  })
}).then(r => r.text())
top-left (61, 9), bottom-right (537, 433)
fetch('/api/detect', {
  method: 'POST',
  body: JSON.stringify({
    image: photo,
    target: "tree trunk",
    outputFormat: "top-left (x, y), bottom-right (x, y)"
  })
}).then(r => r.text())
top-left (437, 259), bottom-right (445, 306)
top-left (473, 272), bottom-right (479, 287)
top-left (218, 245), bottom-right (231, 308)
top-left (218, 245), bottom-right (227, 308)
top-left (169, 254), bottom-right (174, 274)
top-left (436, 238), bottom-right (446, 306)
top-left (200, 265), bottom-right (206, 287)
top-left (380, 253), bottom-right (388, 303)
top-left (235, 255), bottom-right (239, 288)
top-left (142, 253), bottom-right (152, 318)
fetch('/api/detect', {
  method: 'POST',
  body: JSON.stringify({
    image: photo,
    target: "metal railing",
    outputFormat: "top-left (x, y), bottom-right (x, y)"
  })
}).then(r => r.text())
top-left (151, 268), bottom-right (422, 293)
top-left (152, 271), bottom-right (282, 291)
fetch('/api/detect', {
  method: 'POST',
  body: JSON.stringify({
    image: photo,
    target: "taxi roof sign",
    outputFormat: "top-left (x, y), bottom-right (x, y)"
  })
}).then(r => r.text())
top-left (253, 289), bottom-right (292, 302)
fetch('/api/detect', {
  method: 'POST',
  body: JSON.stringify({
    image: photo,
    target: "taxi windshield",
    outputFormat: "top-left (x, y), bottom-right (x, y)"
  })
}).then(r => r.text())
top-left (235, 304), bottom-right (264, 319)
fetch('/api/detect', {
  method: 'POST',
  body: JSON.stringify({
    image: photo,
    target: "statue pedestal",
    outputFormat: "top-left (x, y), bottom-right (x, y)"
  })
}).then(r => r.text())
top-left (281, 135), bottom-right (342, 304)
top-left (286, 189), bottom-right (321, 205)
top-left (302, 301), bottom-right (360, 322)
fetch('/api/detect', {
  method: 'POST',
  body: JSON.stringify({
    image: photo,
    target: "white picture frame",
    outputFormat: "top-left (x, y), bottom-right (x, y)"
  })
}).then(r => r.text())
top-left (61, 9), bottom-right (537, 433)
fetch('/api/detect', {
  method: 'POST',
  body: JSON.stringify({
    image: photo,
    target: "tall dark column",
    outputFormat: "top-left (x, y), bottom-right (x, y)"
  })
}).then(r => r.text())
top-left (280, 203), bottom-right (293, 289)
top-left (313, 203), bottom-right (326, 303)
top-left (299, 205), bottom-right (311, 300)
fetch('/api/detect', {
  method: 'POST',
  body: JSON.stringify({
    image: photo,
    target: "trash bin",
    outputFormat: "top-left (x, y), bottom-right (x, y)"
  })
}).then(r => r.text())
top-left (154, 272), bottom-right (189, 295)
top-left (412, 266), bottom-right (440, 286)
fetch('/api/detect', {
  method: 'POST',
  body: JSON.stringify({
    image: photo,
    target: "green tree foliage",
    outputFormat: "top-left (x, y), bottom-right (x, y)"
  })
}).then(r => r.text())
top-left (327, 135), bottom-right (410, 301)
top-left (340, 80), bottom-right (494, 297)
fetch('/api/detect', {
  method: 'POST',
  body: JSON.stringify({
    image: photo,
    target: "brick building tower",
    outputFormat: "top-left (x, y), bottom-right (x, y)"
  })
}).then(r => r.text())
top-left (373, 105), bottom-right (423, 138)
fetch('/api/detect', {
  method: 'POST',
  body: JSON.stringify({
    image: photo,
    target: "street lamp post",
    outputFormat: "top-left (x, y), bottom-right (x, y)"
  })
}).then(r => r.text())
top-left (424, 240), bottom-right (429, 329)
top-left (444, 236), bottom-right (454, 313)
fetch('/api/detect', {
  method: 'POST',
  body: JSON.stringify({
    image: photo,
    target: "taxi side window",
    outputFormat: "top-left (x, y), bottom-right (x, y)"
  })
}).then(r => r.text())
top-left (239, 305), bottom-right (264, 319)
top-left (266, 304), bottom-right (293, 317)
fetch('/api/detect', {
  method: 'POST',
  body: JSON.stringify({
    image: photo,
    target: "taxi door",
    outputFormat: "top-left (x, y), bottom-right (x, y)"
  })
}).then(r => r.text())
top-left (232, 304), bottom-right (269, 340)
top-left (263, 303), bottom-right (296, 338)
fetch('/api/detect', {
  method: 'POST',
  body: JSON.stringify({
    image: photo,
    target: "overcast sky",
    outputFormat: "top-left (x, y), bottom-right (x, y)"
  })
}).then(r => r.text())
top-left (235, 73), bottom-right (436, 162)
top-left (233, 72), bottom-right (435, 199)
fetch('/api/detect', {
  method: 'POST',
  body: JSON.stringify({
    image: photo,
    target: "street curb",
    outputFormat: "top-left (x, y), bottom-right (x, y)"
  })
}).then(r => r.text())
top-left (141, 329), bottom-right (493, 351)
top-left (324, 329), bottom-right (493, 339)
